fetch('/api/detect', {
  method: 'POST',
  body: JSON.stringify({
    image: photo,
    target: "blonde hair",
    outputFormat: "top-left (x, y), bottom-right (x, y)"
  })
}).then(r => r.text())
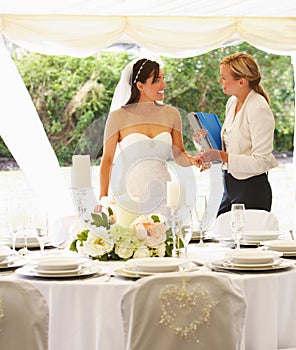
top-left (220, 52), bottom-right (270, 105)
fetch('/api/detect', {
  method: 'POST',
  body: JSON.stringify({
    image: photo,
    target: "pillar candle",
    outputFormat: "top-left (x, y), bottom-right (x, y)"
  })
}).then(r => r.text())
top-left (167, 181), bottom-right (180, 208)
top-left (71, 155), bottom-right (91, 188)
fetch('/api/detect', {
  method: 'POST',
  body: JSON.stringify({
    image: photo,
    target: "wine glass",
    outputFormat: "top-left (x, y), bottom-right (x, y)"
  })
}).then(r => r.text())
top-left (6, 201), bottom-right (20, 255)
top-left (192, 130), bottom-right (211, 168)
top-left (230, 203), bottom-right (245, 250)
top-left (33, 207), bottom-right (48, 255)
top-left (179, 208), bottom-right (193, 259)
top-left (170, 211), bottom-right (182, 258)
top-left (195, 195), bottom-right (207, 246)
top-left (18, 202), bottom-right (32, 256)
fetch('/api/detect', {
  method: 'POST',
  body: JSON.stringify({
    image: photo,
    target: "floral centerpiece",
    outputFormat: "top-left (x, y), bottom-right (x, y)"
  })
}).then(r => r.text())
top-left (70, 208), bottom-right (174, 261)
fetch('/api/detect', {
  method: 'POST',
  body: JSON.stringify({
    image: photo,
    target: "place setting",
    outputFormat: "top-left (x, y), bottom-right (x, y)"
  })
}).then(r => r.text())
top-left (14, 255), bottom-right (103, 279)
top-left (113, 257), bottom-right (202, 279)
top-left (261, 240), bottom-right (296, 257)
top-left (210, 249), bottom-right (295, 273)
top-left (0, 246), bottom-right (26, 272)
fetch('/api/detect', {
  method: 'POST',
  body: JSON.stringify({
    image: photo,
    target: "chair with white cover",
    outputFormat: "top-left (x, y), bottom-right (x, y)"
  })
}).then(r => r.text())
top-left (121, 272), bottom-right (246, 350)
top-left (212, 209), bottom-right (279, 238)
top-left (0, 279), bottom-right (49, 350)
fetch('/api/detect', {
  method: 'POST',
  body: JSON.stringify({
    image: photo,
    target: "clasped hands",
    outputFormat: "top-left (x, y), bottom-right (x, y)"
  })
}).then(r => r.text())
top-left (195, 149), bottom-right (222, 172)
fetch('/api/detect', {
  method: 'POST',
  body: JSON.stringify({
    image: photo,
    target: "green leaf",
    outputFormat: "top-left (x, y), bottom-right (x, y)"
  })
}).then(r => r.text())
top-left (77, 229), bottom-right (89, 241)
top-left (107, 207), bottom-right (113, 216)
top-left (151, 215), bottom-right (160, 222)
top-left (69, 239), bottom-right (78, 252)
top-left (91, 212), bottom-right (110, 228)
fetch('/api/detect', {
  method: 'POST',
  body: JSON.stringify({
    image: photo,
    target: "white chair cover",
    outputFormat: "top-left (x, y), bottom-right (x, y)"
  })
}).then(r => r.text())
top-left (0, 279), bottom-right (49, 350)
top-left (121, 272), bottom-right (246, 350)
top-left (212, 209), bottom-right (279, 238)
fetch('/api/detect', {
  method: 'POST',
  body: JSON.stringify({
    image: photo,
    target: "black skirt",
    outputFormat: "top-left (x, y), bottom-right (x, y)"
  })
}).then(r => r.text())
top-left (217, 171), bottom-right (272, 216)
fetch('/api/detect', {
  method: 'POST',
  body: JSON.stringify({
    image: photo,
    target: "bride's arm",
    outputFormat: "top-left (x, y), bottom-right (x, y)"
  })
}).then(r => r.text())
top-left (99, 114), bottom-right (120, 200)
top-left (171, 110), bottom-right (200, 167)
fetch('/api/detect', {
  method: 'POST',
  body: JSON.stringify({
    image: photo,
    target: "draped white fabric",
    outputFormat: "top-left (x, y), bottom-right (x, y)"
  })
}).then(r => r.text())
top-left (0, 0), bottom-right (295, 231)
top-left (0, 38), bottom-right (74, 220)
top-left (1, 2), bottom-right (296, 58)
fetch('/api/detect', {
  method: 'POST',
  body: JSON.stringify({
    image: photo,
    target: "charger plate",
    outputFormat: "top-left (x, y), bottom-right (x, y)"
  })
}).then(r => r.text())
top-left (211, 259), bottom-right (294, 272)
top-left (15, 263), bottom-right (101, 279)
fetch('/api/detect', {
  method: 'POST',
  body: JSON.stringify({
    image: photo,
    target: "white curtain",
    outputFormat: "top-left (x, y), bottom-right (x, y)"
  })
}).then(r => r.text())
top-left (0, 16), bottom-right (296, 58)
top-left (0, 38), bottom-right (75, 222)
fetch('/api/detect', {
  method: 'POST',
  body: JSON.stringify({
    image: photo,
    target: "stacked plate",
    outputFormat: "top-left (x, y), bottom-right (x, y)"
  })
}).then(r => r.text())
top-left (14, 236), bottom-right (51, 249)
top-left (211, 249), bottom-right (294, 272)
top-left (242, 230), bottom-right (280, 244)
top-left (116, 257), bottom-right (188, 278)
top-left (262, 240), bottom-right (296, 256)
top-left (0, 247), bottom-right (24, 269)
top-left (16, 255), bottom-right (100, 278)
top-left (0, 247), bottom-right (12, 263)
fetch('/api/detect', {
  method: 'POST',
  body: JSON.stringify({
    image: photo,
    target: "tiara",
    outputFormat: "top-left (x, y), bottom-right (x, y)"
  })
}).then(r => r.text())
top-left (133, 59), bottom-right (148, 84)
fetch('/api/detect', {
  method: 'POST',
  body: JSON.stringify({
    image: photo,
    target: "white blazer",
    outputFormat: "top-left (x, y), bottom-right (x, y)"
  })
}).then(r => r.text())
top-left (222, 90), bottom-right (278, 179)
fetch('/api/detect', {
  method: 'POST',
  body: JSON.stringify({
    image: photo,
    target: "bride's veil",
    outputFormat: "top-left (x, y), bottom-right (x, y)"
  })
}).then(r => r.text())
top-left (109, 58), bottom-right (140, 113)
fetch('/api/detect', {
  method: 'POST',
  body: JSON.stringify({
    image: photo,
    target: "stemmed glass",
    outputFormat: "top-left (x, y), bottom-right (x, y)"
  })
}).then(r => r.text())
top-left (192, 130), bottom-right (211, 168)
top-left (18, 202), bottom-right (32, 256)
top-left (170, 210), bottom-right (182, 258)
top-left (6, 201), bottom-right (20, 255)
top-left (33, 207), bottom-right (48, 255)
top-left (230, 203), bottom-right (245, 250)
top-left (195, 195), bottom-right (207, 246)
top-left (193, 129), bottom-right (207, 152)
top-left (179, 208), bottom-right (193, 259)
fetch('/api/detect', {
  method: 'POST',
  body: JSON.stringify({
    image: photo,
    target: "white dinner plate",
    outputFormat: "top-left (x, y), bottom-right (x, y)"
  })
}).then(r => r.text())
top-left (15, 264), bottom-right (102, 278)
top-left (242, 230), bottom-right (280, 242)
top-left (263, 240), bottom-right (296, 252)
top-left (126, 257), bottom-right (186, 273)
top-left (211, 259), bottom-right (294, 272)
top-left (37, 256), bottom-right (89, 271)
top-left (222, 259), bottom-right (282, 269)
top-left (280, 251), bottom-right (296, 257)
top-left (115, 265), bottom-right (200, 279)
top-left (13, 238), bottom-right (51, 249)
top-left (34, 267), bottom-right (82, 275)
top-left (225, 250), bottom-right (282, 264)
top-left (0, 258), bottom-right (25, 270)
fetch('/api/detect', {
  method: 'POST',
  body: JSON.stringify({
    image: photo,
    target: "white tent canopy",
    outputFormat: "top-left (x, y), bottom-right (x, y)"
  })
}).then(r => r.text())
top-left (1, 0), bottom-right (296, 57)
top-left (0, 0), bottom-right (295, 238)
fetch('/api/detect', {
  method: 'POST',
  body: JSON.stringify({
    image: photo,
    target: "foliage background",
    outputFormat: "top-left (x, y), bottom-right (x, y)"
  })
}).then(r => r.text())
top-left (1, 42), bottom-right (294, 165)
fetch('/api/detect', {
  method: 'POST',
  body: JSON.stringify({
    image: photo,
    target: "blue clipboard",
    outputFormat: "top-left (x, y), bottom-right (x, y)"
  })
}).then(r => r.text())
top-left (195, 112), bottom-right (222, 150)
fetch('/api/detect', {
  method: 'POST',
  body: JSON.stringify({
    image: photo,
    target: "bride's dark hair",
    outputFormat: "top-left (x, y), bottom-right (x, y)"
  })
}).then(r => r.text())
top-left (125, 58), bottom-right (160, 105)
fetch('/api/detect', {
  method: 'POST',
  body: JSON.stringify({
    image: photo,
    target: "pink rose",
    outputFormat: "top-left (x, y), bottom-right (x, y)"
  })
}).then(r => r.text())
top-left (134, 222), bottom-right (166, 248)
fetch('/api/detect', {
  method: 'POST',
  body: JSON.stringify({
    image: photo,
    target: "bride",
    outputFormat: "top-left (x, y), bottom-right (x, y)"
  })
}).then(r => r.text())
top-left (99, 58), bottom-right (201, 216)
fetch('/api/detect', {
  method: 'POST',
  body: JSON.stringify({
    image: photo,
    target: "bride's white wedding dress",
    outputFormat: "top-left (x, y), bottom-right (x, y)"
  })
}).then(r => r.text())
top-left (110, 131), bottom-right (172, 215)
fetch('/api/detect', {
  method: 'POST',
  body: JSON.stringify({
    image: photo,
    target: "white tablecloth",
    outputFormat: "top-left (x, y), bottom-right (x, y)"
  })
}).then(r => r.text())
top-left (9, 245), bottom-right (296, 350)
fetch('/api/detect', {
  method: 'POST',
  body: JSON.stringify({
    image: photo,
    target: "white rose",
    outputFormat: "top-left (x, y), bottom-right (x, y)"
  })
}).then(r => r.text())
top-left (85, 229), bottom-right (114, 257)
top-left (115, 244), bottom-right (134, 259)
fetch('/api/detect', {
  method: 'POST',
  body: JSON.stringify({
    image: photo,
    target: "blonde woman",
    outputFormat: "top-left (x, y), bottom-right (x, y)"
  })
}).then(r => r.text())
top-left (201, 52), bottom-right (278, 216)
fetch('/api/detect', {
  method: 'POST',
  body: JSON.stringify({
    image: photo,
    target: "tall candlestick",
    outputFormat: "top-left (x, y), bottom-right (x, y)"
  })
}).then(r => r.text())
top-left (71, 155), bottom-right (91, 188)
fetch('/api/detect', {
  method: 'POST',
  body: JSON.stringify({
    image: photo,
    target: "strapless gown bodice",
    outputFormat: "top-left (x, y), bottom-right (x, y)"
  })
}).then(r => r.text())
top-left (110, 132), bottom-right (172, 214)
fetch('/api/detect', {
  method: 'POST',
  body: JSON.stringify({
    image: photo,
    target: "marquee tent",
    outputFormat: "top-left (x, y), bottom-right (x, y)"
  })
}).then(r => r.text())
top-left (0, 0), bottom-right (295, 237)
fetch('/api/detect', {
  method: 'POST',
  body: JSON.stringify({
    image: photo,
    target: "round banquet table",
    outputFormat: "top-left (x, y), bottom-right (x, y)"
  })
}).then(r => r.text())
top-left (6, 244), bottom-right (296, 350)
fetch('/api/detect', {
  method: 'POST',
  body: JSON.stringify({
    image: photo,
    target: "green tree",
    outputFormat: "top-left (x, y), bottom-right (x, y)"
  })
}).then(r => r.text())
top-left (0, 43), bottom-right (294, 165)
